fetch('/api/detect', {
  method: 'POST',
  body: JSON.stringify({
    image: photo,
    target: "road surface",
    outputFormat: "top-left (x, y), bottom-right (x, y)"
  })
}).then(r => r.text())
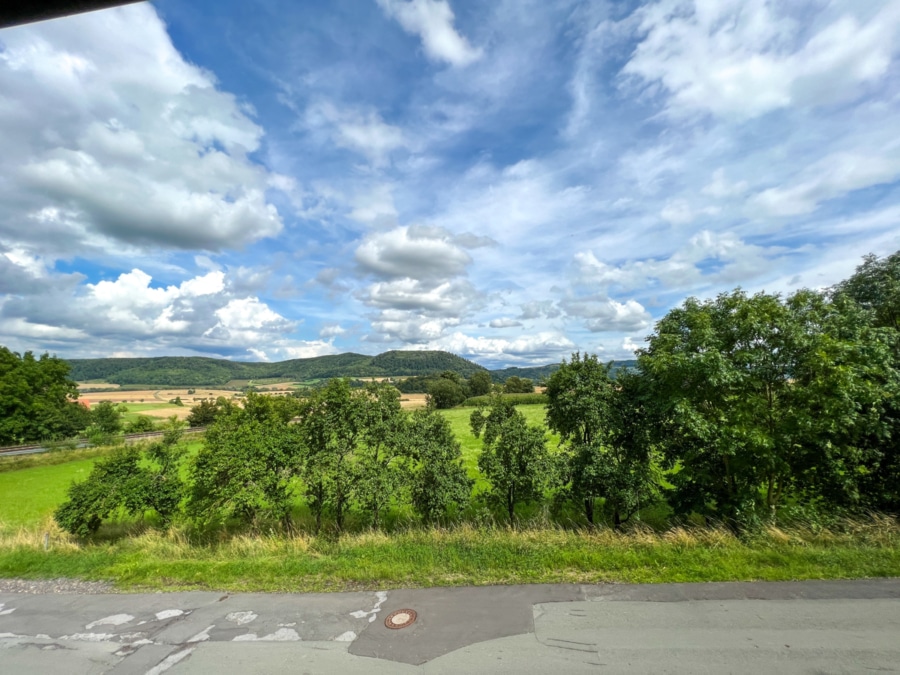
top-left (1, 579), bottom-right (899, 673)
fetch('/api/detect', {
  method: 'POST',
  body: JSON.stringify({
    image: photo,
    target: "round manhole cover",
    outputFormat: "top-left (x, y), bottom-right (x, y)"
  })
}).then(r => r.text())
top-left (384, 609), bottom-right (417, 629)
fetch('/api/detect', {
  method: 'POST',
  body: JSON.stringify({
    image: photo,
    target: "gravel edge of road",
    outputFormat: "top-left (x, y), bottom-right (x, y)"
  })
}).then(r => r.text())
top-left (0, 578), bottom-right (116, 594)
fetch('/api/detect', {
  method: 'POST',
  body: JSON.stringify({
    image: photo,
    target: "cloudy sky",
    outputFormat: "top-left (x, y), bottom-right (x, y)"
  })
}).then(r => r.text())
top-left (1, 0), bottom-right (899, 368)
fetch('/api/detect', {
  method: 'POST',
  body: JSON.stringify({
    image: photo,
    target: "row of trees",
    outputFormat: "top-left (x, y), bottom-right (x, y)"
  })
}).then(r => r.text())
top-left (544, 251), bottom-right (900, 528)
top-left (56, 382), bottom-right (475, 535)
top-left (54, 251), bottom-right (900, 534)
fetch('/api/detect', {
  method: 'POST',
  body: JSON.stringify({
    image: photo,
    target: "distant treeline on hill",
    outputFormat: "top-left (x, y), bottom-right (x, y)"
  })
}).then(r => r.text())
top-left (68, 350), bottom-right (488, 386)
top-left (67, 351), bottom-right (639, 388)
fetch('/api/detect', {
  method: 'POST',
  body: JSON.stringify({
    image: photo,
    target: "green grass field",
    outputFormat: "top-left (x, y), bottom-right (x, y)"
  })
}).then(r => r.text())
top-left (0, 459), bottom-right (95, 527)
top-left (439, 405), bottom-right (559, 491)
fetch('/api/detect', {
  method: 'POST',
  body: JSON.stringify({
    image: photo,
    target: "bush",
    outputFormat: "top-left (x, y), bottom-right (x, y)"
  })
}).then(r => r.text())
top-left (124, 416), bottom-right (156, 434)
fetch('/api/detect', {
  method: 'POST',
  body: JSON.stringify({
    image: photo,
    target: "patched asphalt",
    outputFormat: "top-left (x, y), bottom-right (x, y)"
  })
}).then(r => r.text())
top-left (1, 579), bottom-right (899, 673)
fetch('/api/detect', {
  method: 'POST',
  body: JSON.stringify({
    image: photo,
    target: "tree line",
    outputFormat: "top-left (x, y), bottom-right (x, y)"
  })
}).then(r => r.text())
top-left (52, 250), bottom-right (900, 534)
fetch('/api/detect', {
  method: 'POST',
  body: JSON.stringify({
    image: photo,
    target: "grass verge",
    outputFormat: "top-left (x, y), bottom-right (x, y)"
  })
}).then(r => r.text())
top-left (1, 516), bottom-right (897, 593)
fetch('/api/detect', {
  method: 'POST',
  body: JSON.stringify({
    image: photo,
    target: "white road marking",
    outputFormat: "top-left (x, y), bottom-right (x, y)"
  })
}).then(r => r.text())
top-left (350, 591), bottom-right (389, 623)
top-left (86, 613), bottom-right (134, 629)
top-left (155, 609), bottom-right (185, 621)
top-left (145, 647), bottom-right (195, 675)
top-left (186, 625), bottom-right (215, 643)
top-left (0, 603), bottom-right (15, 616)
top-left (334, 631), bottom-right (357, 642)
top-left (225, 611), bottom-right (258, 625)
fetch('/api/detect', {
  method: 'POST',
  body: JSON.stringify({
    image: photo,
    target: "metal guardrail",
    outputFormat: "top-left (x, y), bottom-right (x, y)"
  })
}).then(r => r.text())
top-left (0, 426), bottom-right (208, 457)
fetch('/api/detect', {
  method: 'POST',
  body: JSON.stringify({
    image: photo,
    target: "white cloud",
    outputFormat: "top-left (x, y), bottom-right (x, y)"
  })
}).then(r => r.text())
top-left (623, 0), bottom-right (900, 119)
top-left (752, 152), bottom-right (900, 216)
top-left (248, 339), bottom-right (339, 362)
top-left (488, 317), bottom-right (522, 328)
top-left (348, 184), bottom-right (399, 226)
top-left (319, 324), bottom-right (347, 338)
top-left (0, 4), bottom-right (283, 254)
top-left (305, 101), bottom-right (407, 167)
top-left (560, 296), bottom-right (652, 332)
top-left (356, 225), bottom-right (473, 280)
top-left (376, 0), bottom-right (482, 67)
top-left (520, 300), bottom-right (561, 320)
top-left (659, 199), bottom-right (719, 226)
top-left (574, 230), bottom-right (785, 293)
top-left (702, 168), bottom-right (749, 198)
top-left (363, 278), bottom-right (478, 315)
top-left (427, 331), bottom-right (576, 366)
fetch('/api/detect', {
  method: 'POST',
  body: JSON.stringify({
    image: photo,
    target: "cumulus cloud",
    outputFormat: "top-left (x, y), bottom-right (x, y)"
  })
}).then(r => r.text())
top-left (355, 224), bottom-right (489, 343)
top-left (376, 0), bottom-right (482, 67)
top-left (0, 4), bottom-right (283, 254)
top-left (560, 296), bottom-right (652, 332)
top-left (319, 324), bottom-right (347, 338)
top-left (519, 300), bottom-right (561, 320)
top-left (355, 225), bottom-right (474, 280)
top-left (427, 331), bottom-right (576, 367)
top-left (0, 266), bottom-right (321, 359)
top-left (623, 0), bottom-right (900, 119)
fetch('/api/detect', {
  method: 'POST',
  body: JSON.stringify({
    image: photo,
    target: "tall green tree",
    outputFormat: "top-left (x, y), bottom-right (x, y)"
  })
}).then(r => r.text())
top-left (471, 395), bottom-right (551, 525)
top-left (298, 379), bottom-right (367, 531)
top-left (406, 407), bottom-right (473, 523)
top-left (641, 289), bottom-right (895, 526)
top-left (0, 347), bottom-right (87, 444)
top-left (354, 382), bottom-right (406, 529)
top-left (546, 353), bottom-right (659, 526)
top-left (427, 373), bottom-right (468, 409)
top-left (91, 400), bottom-right (123, 434)
top-left (187, 400), bottom-right (303, 531)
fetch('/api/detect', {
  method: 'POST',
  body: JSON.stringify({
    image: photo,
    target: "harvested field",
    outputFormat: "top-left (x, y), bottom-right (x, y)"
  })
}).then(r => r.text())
top-left (399, 393), bottom-right (428, 409)
top-left (77, 388), bottom-right (239, 404)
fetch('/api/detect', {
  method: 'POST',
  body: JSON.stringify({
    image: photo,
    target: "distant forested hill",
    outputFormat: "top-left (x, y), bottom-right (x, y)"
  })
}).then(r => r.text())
top-left (68, 350), bottom-right (487, 386)
top-left (491, 359), bottom-right (638, 384)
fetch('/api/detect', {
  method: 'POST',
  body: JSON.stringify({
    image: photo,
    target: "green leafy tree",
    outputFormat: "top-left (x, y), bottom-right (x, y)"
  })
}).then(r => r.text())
top-left (832, 251), bottom-right (900, 512)
top-left (0, 347), bottom-right (87, 444)
top-left (503, 376), bottom-right (535, 394)
top-left (354, 383), bottom-right (406, 529)
top-left (467, 371), bottom-right (493, 397)
top-left (124, 415), bottom-right (156, 433)
top-left (471, 395), bottom-right (551, 525)
top-left (187, 405), bottom-right (303, 531)
top-left (55, 427), bottom-right (186, 537)
top-left (91, 400), bottom-right (123, 434)
top-left (833, 251), bottom-right (900, 330)
top-left (427, 375), bottom-right (467, 409)
top-left (545, 353), bottom-right (657, 526)
top-left (641, 289), bottom-right (895, 526)
top-left (406, 407), bottom-right (473, 523)
top-left (186, 398), bottom-right (225, 427)
top-left (298, 379), bottom-right (367, 531)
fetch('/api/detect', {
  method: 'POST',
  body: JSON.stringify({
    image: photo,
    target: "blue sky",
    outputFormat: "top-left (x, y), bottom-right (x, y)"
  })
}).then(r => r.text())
top-left (1, 0), bottom-right (899, 368)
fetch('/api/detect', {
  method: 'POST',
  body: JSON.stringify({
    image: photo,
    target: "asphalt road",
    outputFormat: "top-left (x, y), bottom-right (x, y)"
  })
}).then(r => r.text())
top-left (1, 579), bottom-right (899, 674)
